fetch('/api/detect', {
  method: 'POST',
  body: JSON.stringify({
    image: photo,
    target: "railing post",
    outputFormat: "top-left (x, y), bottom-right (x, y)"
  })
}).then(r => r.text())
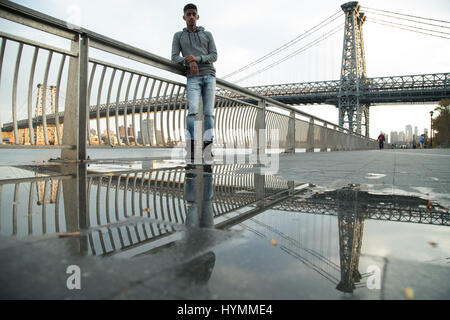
top-left (320, 125), bottom-right (328, 152)
top-left (285, 111), bottom-right (295, 153)
top-left (306, 118), bottom-right (314, 152)
top-left (255, 99), bottom-right (266, 156)
top-left (61, 34), bottom-right (88, 162)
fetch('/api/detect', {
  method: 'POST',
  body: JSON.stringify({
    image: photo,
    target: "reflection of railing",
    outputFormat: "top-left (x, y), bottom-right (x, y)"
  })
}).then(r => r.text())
top-left (0, 1), bottom-right (377, 158)
top-left (0, 165), bottom-right (291, 255)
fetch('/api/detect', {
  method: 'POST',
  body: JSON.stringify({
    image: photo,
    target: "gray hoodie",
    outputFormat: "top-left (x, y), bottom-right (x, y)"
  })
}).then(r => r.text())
top-left (171, 26), bottom-right (217, 77)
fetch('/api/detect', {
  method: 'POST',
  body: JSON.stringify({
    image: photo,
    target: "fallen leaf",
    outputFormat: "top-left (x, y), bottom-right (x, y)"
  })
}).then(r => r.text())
top-left (381, 181), bottom-right (386, 184)
top-left (300, 198), bottom-right (306, 202)
top-left (271, 238), bottom-right (278, 246)
top-left (145, 208), bottom-right (150, 213)
top-left (104, 173), bottom-right (114, 176)
top-left (428, 242), bottom-right (438, 248)
top-left (404, 287), bottom-right (414, 299)
top-left (58, 232), bottom-right (80, 238)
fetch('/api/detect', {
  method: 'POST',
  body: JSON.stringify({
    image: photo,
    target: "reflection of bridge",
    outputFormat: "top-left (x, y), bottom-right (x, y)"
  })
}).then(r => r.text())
top-left (2, 165), bottom-right (448, 293)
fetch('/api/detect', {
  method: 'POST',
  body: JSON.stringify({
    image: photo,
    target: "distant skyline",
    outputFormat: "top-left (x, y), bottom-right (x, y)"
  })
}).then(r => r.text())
top-left (1, 0), bottom-right (449, 139)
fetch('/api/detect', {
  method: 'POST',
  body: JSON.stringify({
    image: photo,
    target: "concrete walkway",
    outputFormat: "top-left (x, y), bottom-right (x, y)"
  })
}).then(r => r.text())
top-left (276, 149), bottom-right (450, 209)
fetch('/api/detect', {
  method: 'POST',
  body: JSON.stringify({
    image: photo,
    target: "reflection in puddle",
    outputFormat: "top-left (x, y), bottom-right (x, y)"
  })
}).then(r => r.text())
top-left (0, 164), bottom-right (448, 299)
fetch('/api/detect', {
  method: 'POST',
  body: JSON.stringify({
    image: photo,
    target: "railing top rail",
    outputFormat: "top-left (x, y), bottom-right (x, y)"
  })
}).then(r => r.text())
top-left (0, 0), bottom-right (372, 140)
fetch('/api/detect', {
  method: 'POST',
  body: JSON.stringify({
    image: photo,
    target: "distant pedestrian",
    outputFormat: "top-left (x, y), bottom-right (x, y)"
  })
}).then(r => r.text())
top-left (377, 133), bottom-right (385, 150)
top-left (419, 134), bottom-right (425, 149)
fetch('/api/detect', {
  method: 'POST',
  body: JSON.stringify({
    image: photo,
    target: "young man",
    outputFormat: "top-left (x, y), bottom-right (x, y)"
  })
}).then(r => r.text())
top-left (171, 3), bottom-right (217, 162)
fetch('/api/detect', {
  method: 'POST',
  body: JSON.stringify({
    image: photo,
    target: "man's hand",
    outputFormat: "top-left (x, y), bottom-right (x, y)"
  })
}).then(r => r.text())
top-left (185, 55), bottom-right (198, 64)
top-left (189, 61), bottom-right (199, 76)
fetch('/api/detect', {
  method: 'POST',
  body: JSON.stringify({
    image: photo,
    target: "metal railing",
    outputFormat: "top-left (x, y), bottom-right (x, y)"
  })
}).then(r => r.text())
top-left (0, 1), bottom-right (377, 161)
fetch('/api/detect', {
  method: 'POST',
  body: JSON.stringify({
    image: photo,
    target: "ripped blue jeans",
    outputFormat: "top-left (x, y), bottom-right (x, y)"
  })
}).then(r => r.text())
top-left (186, 74), bottom-right (216, 142)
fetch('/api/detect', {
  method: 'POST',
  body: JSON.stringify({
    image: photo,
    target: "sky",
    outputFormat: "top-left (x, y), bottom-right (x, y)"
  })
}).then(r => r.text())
top-left (1, 0), bottom-right (449, 140)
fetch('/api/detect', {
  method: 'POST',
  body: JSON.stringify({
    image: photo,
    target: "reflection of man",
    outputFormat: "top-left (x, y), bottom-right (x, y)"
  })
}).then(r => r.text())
top-left (177, 165), bottom-right (215, 294)
top-left (184, 165), bottom-right (214, 228)
top-left (172, 3), bottom-right (218, 162)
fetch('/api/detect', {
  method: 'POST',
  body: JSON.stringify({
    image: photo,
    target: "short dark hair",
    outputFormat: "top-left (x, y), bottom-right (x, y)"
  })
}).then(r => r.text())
top-left (183, 3), bottom-right (197, 13)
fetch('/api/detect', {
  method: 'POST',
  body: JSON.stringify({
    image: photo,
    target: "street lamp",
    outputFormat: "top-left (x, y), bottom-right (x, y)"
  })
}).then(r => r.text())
top-left (430, 110), bottom-right (434, 148)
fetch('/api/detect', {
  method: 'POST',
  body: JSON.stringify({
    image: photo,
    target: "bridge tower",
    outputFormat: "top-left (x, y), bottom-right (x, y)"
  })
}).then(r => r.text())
top-left (336, 187), bottom-right (366, 293)
top-left (338, 1), bottom-right (369, 137)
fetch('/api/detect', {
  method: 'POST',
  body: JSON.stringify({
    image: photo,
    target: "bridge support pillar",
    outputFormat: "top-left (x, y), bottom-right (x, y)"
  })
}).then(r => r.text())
top-left (338, 1), bottom-right (369, 137)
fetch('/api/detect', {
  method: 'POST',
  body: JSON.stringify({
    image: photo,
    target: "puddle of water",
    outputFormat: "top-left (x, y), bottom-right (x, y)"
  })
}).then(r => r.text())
top-left (0, 163), bottom-right (448, 299)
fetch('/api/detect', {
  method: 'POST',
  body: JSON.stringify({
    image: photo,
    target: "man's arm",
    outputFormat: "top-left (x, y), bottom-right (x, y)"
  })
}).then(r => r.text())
top-left (171, 32), bottom-right (185, 65)
top-left (198, 31), bottom-right (217, 63)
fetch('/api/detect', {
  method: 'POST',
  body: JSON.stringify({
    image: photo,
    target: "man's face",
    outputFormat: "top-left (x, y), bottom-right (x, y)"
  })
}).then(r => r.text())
top-left (183, 8), bottom-right (199, 28)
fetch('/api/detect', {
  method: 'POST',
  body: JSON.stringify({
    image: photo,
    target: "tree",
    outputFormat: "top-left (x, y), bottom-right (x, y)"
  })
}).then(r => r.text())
top-left (432, 99), bottom-right (450, 147)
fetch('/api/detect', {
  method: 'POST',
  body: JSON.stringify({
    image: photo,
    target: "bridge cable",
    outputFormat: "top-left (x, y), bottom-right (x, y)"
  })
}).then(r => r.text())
top-left (366, 18), bottom-right (450, 40)
top-left (361, 6), bottom-right (450, 25)
top-left (234, 24), bottom-right (343, 84)
top-left (362, 8), bottom-right (450, 30)
top-left (367, 17), bottom-right (450, 37)
top-left (222, 10), bottom-right (343, 79)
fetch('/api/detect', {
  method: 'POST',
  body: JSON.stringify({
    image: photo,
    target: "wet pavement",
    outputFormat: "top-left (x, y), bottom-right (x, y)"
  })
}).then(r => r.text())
top-left (0, 148), bottom-right (449, 300)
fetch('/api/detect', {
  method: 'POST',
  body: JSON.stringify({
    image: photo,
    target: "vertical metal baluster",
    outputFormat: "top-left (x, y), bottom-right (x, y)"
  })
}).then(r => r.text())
top-left (12, 43), bottom-right (23, 144)
top-left (54, 54), bottom-right (66, 146)
top-left (41, 51), bottom-right (53, 145)
top-left (240, 105), bottom-right (251, 148)
top-left (160, 82), bottom-right (169, 147)
top-left (115, 71), bottom-right (125, 145)
top-left (124, 73), bottom-right (134, 146)
top-left (0, 38), bottom-right (5, 145)
top-left (96, 65), bottom-right (106, 146)
top-left (27, 47), bottom-right (39, 145)
top-left (106, 175), bottom-right (112, 224)
top-left (139, 77), bottom-right (149, 146)
top-left (235, 105), bottom-right (245, 149)
top-left (159, 171), bottom-right (167, 222)
top-left (223, 100), bottom-right (233, 148)
top-left (178, 88), bottom-right (186, 142)
top-left (152, 171), bottom-right (160, 221)
top-left (27, 182), bottom-right (34, 235)
top-left (54, 180), bottom-right (61, 233)
top-left (115, 175), bottom-right (121, 221)
top-left (105, 68), bottom-right (116, 146)
top-left (86, 177), bottom-right (93, 228)
top-left (153, 81), bottom-right (163, 146)
top-left (145, 79), bottom-right (156, 146)
top-left (123, 173), bottom-right (130, 217)
top-left (42, 180), bottom-right (48, 234)
top-left (12, 183), bottom-right (19, 235)
top-left (229, 102), bottom-right (239, 148)
top-left (87, 63), bottom-right (97, 146)
top-left (171, 169), bottom-right (179, 224)
top-left (139, 171), bottom-right (144, 216)
top-left (172, 85), bottom-right (181, 145)
top-left (215, 98), bottom-right (225, 148)
top-left (166, 83), bottom-right (176, 145)
top-left (96, 177), bottom-right (102, 226)
top-left (131, 172), bottom-right (137, 217)
top-left (145, 171), bottom-right (151, 217)
top-left (165, 170), bottom-right (173, 223)
top-left (131, 75), bottom-right (142, 146)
